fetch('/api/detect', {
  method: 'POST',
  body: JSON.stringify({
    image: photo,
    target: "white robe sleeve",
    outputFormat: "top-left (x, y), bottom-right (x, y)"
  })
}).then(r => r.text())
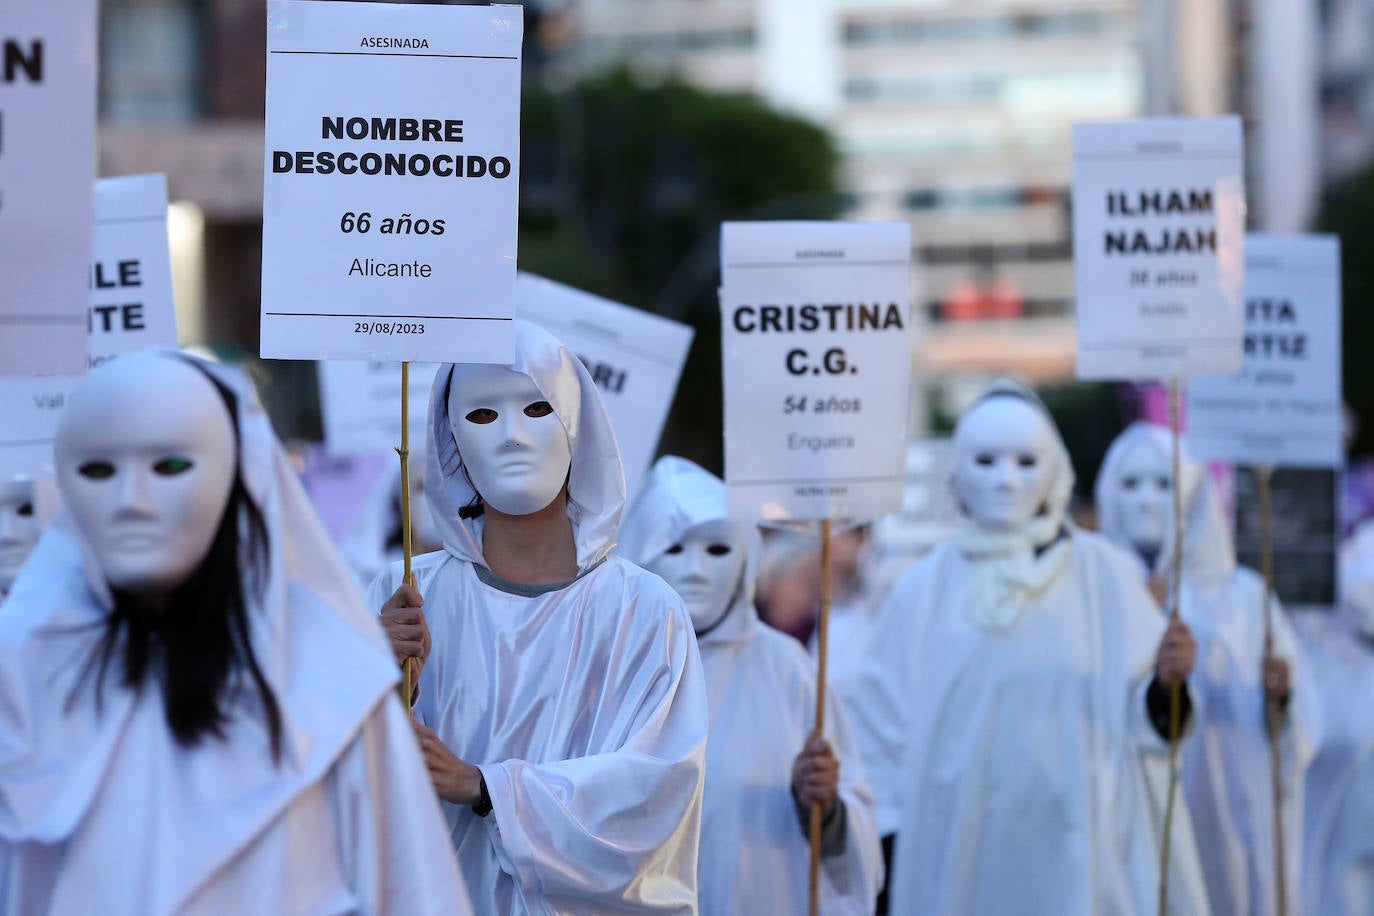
top-left (837, 562), bottom-right (927, 837)
top-left (821, 685), bottom-right (885, 913)
top-left (475, 610), bottom-right (708, 912)
top-left (328, 695), bottom-right (474, 915)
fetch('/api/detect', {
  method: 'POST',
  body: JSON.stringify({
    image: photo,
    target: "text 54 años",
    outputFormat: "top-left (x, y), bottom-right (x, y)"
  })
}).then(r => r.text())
top-left (782, 395), bottom-right (861, 415)
top-left (339, 212), bottom-right (446, 235)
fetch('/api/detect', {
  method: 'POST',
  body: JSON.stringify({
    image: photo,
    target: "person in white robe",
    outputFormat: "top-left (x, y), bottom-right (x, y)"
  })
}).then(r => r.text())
top-left (619, 456), bottom-right (884, 915)
top-left (0, 351), bottom-right (471, 915)
top-left (368, 320), bottom-right (708, 914)
top-left (1095, 421), bottom-right (1318, 915)
top-left (0, 478), bottom-right (50, 602)
top-left (1301, 519), bottom-right (1374, 914)
top-left (841, 379), bottom-right (1208, 915)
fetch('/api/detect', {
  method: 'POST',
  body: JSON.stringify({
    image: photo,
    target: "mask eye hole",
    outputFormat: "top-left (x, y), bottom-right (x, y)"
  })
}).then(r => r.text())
top-left (523, 401), bottom-right (554, 419)
top-left (975, 453), bottom-right (995, 467)
top-left (706, 544), bottom-right (732, 557)
top-left (664, 544), bottom-right (684, 556)
top-left (465, 408), bottom-right (498, 425)
top-left (78, 461), bottom-right (116, 481)
top-left (1121, 476), bottom-right (1139, 491)
top-left (1016, 454), bottom-right (1038, 468)
top-left (16, 503), bottom-right (34, 518)
top-left (1156, 477), bottom-right (1172, 491)
top-left (153, 457), bottom-right (194, 477)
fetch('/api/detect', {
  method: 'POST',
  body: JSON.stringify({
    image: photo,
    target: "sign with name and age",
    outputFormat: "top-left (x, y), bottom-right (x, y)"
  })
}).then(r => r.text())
top-left (720, 221), bottom-right (913, 522)
top-left (1072, 116), bottom-right (1246, 381)
top-left (260, 0), bottom-right (522, 363)
top-left (1188, 234), bottom-right (1342, 469)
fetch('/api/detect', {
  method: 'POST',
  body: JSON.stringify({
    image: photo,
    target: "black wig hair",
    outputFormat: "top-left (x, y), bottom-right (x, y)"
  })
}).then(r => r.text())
top-left (68, 362), bottom-right (284, 761)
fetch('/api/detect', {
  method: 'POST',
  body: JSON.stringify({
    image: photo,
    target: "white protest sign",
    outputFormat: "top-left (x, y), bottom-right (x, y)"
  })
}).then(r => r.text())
top-left (1072, 116), bottom-right (1246, 381)
top-left (720, 221), bottom-right (912, 522)
top-left (1188, 234), bottom-right (1343, 469)
top-left (318, 360), bottom-right (439, 458)
top-left (0, 0), bottom-right (98, 376)
top-left (515, 273), bottom-right (695, 493)
top-left (0, 175), bottom-right (178, 477)
top-left (260, 0), bottom-right (522, 363)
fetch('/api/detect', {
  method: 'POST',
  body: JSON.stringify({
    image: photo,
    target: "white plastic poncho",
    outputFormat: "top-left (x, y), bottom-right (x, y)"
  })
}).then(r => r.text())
top-left (0, 355), bottom-right (471, 915)
top-left (365, 321), bottom-right (708, 914)
top-left (1096, 422), bottom-right (1319, 916)
top-left (618, 457), bottom-right (883, 915)
top-left (1301, 521), bottom-right (1374, 914)
top-left (840, 382), bottom-right (1209, 915)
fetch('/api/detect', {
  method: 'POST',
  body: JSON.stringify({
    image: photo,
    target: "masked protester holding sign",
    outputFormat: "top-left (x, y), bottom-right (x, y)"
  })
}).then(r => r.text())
top-left (0, 480), bottom-right (43, 603)
top-left (618, 456), bottom-right (884, 915)
top-left (0, 352), bottom-right (471, 915)
top-left (1095, 422), bottom-right (1317, 916)
top-left (840, 379), bottom-right (1209, 915)
top-left (368, 321), bottom-right (708, 914)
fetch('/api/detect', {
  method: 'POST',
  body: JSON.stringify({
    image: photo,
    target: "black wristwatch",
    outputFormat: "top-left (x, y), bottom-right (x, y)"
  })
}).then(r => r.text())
top-left (472, 773), bottom-right (493, 818)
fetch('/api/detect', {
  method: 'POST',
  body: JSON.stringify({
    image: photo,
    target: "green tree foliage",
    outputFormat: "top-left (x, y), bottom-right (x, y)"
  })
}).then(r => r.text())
top-left (1316, 163), bottom-right (1374, 455)
top-left (520, 68), bottom-right (843, 474)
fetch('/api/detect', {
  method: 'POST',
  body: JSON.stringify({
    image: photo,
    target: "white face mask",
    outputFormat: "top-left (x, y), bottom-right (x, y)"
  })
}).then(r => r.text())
top-left (645, 518), bottom-right (748, 633)
top-left (0, 480), bottom-right (40, 594)
top-left (953, 396), bottom-right (1059, 533)
top-left (1110, 439), bottom-right (1173, 554)
top-left (449, 364), bottom-right (572, 516)
top-left (55, 356), bottom-right (237, 598)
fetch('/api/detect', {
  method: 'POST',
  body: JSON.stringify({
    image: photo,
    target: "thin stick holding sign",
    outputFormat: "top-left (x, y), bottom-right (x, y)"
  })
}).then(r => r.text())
top-left (809, 517), bottom-right (833, 916)
top-left (1158, 377), bottom-right (1185, 916)
top-left (1257, 467), bottom-right (1288, 916)
top-left (396, 361), bottom-right (416, 710)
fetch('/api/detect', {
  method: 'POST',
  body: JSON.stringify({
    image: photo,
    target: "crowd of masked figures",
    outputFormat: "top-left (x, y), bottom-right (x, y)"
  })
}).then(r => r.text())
top-left (2, 327), bottom-right (1372, 915)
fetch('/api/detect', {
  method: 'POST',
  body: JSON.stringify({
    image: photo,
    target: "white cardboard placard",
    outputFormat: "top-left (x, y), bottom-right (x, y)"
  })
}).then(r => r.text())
top-left (515, 273), bottom-right (695, 494)
top-left (720, 221), bottom-right (913, 522)
top-left (0, 175), bottom-right (178, 477)
top-left (1188, 234), bottom-right (1343, 469)
top-left (1072, 116), bottom-right (1246, 381)
top-left (260, 0), bottom-right (522, 363)
top-left (318, 360), bottom-right (440, 458)
top-left (0, 0), bottom-right (98, 376)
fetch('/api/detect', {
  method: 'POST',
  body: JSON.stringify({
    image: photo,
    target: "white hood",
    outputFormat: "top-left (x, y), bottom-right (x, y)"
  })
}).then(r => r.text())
top-left (1094, 421), bottom-right (1236, 583)
top-left (0, 353), bottom-right (400, 909)
top-left (426, 319), bottom-right (626, 573)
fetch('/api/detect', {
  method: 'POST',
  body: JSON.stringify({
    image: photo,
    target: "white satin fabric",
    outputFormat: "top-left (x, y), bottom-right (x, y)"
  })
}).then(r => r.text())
top-left (1097, 423), bottom-right (1319, 916)
top-left (367, 321), bottom-right (708, 914)
top-left (1301, 523), bottom-right (1374, 915)
top-left (619, 457), bottom-right (884, 915)
top-left (840, 384), bottom-right (1209, 915)
top-left (0, 353), bottom-right (470, 915)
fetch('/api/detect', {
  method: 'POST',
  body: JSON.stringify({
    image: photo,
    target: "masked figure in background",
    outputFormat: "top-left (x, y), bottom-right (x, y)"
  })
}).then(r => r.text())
top-left (0, 352), bottom-right (470, 915)
top-left (1095, 422), bottom-right (1317, 915)
top-left (340, 464), bottom-right (442, 590)
top-left (841, 380), bottom-right (1207, 916)
top-left (0, 480), bottom-right (44, 602)
top-left (369, 321), bottom-right (707, 914)
top-left (619, 457), bottom-right (883, 915)
top-left (1301, 520), bottom-right (1374, 914)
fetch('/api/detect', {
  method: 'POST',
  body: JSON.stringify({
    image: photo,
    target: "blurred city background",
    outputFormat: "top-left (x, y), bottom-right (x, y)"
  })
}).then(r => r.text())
top-left (95, 0), bottom-right (1374, 522)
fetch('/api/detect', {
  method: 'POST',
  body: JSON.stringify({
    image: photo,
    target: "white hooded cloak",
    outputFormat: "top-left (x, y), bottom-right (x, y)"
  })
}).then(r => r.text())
top-left (1300, 521), bottom-right (1374, 915)
top-left (1096, 422), bottom-right (1319, 916)
top-left (365, 321), bottom-right (708, 914)
top-left (841, 381), bottom-right (1209, 915)
top-left (619, 456), bottom-right (883, 915)
top-left (0, 354), bottom-right (471, 915)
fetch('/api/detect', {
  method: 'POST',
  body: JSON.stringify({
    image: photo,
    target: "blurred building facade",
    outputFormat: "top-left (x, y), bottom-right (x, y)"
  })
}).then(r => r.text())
top-left (573, 0), bottom-right (1146, 389)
